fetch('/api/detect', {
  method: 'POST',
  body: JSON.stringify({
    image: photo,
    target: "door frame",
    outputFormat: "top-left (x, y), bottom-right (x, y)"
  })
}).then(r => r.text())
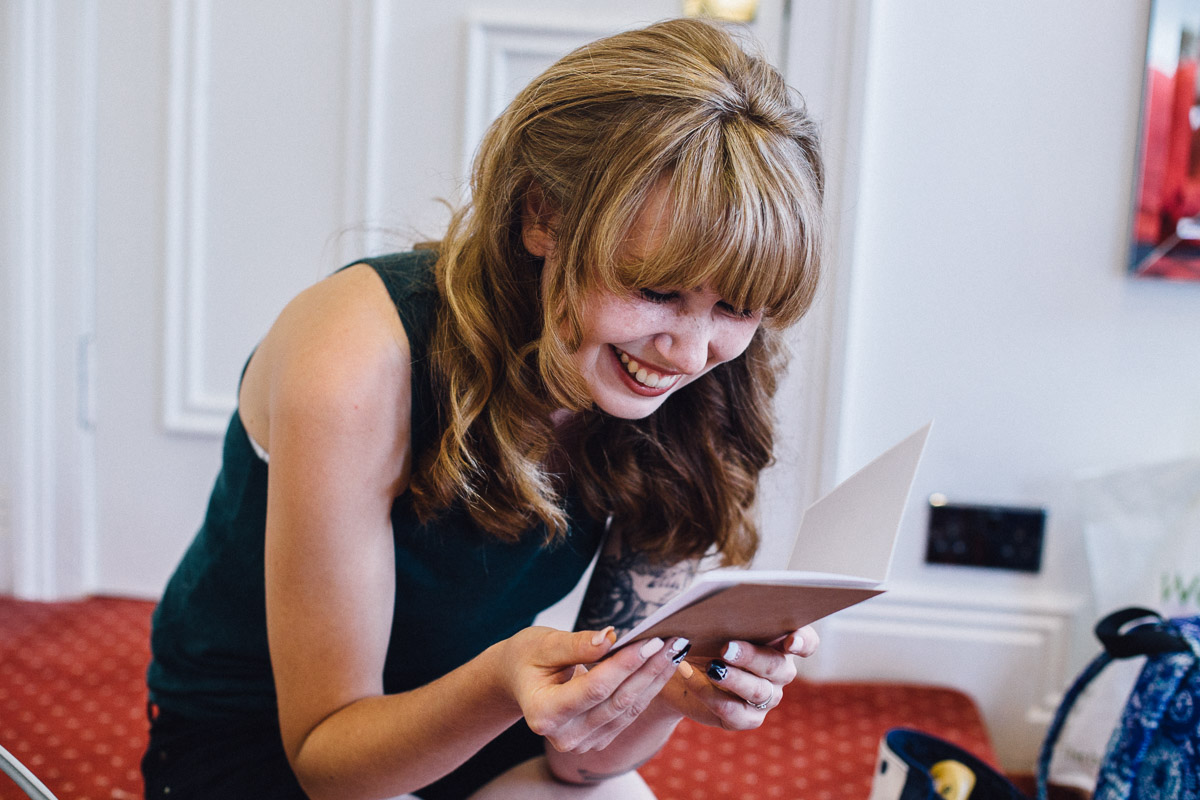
top-left (4, 0), bottom-right (98, 599)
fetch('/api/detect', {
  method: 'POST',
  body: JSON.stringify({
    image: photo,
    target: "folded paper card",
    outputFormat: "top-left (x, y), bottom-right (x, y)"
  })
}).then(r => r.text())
top-left (612, 422), bottom-right (932, 657)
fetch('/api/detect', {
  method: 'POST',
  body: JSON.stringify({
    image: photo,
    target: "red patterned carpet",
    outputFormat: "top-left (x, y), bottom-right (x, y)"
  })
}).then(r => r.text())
top-left (0, 596), bottom-right (150, 800)
top-left (0, 596), bottom-right (995, 800)
top-left (641, 681), bottom-right (995, 800)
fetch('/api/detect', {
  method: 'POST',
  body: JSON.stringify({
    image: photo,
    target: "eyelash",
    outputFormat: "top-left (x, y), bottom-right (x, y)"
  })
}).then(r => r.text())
top-left (637, 288), bottom-right (756, 319)
top-left (638, 288), bottom-right (677, 304)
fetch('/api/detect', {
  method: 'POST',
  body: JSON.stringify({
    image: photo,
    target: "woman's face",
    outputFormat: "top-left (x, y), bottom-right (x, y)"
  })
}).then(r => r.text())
top-left (525, 181), bottom-right (764, 419)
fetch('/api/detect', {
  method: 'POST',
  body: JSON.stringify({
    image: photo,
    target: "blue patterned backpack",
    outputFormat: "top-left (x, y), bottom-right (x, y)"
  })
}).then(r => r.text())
top-left (1038, 607), bottom-right (1200, 800)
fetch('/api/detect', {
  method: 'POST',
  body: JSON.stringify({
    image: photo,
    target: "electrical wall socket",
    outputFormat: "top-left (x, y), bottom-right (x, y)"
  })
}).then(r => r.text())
top-left (924, 500), bottom-right (1046, 572)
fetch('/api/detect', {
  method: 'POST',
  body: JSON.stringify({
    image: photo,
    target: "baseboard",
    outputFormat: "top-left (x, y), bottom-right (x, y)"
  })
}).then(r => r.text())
top-left (796, 586), bottom-right (1084, 772)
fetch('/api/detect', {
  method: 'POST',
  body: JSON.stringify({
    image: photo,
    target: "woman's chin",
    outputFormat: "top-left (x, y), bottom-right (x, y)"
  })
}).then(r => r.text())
top-left (588, 389), bottom-right (672, 419)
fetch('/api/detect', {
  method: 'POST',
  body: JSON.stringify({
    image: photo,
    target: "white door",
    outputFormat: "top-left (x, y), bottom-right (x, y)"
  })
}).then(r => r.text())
top-left (88, 0), bottom-right (792, 597)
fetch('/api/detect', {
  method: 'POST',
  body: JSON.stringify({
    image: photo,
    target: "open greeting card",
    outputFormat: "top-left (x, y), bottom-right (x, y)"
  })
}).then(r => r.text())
top-left (612, 423), bottom-right (932, 657)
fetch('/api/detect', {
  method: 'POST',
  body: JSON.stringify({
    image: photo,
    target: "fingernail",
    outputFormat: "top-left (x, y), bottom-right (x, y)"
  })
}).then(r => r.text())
top-left (591, 626), bottom-right (615, 647)
top-left (670, 639), bottom-right (691, 664)
top-left (788, 633), bottom-right (805, 654)
top-left (640, 638), bottom-right (665, 658)
top-left (723, 641), bottom-right (742, 662)
top-left (707, 659), bottom-right (728, 681)
top-left (678, 661), bottom-right (694, 679)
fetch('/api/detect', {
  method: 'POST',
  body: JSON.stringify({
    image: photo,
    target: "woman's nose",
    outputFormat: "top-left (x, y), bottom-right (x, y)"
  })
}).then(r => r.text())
top-left (655, 321), bottom-right (711, 375)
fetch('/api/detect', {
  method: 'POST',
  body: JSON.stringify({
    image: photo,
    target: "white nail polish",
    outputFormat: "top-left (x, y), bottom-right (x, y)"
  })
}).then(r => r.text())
top-left (640, 638), bottom-right (665, 658)
top-left (723, 641), bottom-right (741, 662)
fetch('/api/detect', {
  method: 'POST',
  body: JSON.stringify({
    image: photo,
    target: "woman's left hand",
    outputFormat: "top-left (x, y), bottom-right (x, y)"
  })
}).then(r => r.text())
top-left (658, 626), bottom-right (820, 730)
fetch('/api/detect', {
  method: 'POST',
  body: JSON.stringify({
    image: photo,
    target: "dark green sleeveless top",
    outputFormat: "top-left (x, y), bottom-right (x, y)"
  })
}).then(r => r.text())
top-left (147, 250), bottom-right (605, 722)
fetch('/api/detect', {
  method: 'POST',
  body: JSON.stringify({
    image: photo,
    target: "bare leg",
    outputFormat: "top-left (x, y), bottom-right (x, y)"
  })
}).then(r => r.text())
top-left (466, 756), bottom-right (657, 799)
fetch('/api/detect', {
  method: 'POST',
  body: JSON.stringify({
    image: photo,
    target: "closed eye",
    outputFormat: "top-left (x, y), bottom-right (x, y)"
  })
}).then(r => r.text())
top-left (639, 288), bottom-right (758, 319)
top-left (718, 301), bottom-right (757, 319)
top-left (638, 288), bottom-right (679, 304)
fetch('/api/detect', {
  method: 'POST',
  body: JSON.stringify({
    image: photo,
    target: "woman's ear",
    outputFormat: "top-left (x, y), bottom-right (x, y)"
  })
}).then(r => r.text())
top-left (521, 184), bottom-right (559, 259)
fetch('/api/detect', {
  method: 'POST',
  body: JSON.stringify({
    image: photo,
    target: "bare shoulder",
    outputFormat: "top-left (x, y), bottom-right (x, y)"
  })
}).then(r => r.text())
top-left (240, 264), bottom-right (413, 490)
top-left (576, 531), bottom-right (699, 638)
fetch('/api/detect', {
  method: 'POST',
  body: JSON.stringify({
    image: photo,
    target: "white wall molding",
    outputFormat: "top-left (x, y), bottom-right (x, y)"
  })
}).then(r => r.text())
top-left (162, 0), bottom-right (387, 435)
top-left (460, 5), bottom-right (792, 174)
top-left (10, 0), bottom-right (54, 597)
top-left (340, 0), bottom-right (391, 261)
top-left (788, 0), bottom-right (876, 495)
top-left (9, 0), bottom-right (98, 599)
top-left (162, 0), bottom-right (230, 436)
top-left (462, 15), bottom-right (629, 181)
top-left (755, 0), bottom-right (877, 569)
top-left (798, 588), bottom-right (1083, 770)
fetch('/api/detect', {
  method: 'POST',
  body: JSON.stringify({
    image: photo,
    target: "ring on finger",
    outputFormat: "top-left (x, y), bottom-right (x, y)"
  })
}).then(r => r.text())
top-left (748, 688), bottom-right (773, 710)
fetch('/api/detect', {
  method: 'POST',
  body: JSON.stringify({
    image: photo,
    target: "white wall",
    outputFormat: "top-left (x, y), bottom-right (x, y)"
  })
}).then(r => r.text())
top-left (789, 0), bottom-right (1200, 771)
top-left (0, 0), bottom-right (15, 594)
top-left (842, 0), bottom-right (1200, 761)
top-left (846, 0), bottom-right (1200, 609)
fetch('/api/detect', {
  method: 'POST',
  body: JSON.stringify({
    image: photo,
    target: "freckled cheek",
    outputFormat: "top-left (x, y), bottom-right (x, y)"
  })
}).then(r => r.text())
top-left (582, 307), bottom-right (664, 347)
top-left (708, 326), bottom-right (760, 366)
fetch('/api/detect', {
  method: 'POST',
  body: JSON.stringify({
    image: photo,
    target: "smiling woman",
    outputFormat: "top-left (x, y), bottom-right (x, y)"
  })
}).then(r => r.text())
top-left (143, 17), bottom-right (825, 800)
top-left (523, 178), bottom-right (766, 420)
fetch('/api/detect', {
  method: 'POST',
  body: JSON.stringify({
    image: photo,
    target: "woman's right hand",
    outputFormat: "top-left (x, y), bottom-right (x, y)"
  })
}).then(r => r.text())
top-left (497, 627), bottom-right (688, 755)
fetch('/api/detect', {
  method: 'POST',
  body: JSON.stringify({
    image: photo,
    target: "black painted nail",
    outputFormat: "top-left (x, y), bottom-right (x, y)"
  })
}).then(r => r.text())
top-left (707, 659), bottom-right (728, 681)
top-left (672, 643), bottom-right (692, 664)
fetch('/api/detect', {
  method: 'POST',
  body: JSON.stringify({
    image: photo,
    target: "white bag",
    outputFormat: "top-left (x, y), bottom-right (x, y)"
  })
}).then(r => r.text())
top-left (1050, 458), bottom-right (1200, 791)
top-left (1079, 457), bottom-right (1200, 619)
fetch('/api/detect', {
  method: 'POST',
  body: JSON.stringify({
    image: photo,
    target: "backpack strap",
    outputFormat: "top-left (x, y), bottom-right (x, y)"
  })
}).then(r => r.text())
top-left (1036, 648), bottom-right (1112, 800)
top-left (1095, 607), bottom-right (1190, 659)
top-left (1036, 607), bottom-right (1192, 800)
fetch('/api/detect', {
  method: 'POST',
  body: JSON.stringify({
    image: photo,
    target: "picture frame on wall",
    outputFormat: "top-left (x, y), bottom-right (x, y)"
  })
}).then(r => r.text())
top-left (1130, 0), bottom-right (1200, 280)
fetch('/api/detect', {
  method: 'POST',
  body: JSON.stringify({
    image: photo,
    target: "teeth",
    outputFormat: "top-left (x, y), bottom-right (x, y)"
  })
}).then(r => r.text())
top-left (615, 347), bottom-right (675, 389)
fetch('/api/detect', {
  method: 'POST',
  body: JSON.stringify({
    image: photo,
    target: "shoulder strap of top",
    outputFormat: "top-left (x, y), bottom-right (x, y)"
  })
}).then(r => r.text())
top-left (351, 249), bottom-right (442, 459)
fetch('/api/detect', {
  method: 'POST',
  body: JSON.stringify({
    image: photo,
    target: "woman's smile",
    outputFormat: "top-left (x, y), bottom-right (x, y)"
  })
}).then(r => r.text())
top-left (565, 278), bottom-right (760, 419)
top-left (610, 345), bottom-right (684, 394)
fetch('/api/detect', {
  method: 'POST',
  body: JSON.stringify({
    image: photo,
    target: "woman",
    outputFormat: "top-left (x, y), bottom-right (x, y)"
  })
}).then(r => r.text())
top-left (143, 17), bottom-right (824, 800)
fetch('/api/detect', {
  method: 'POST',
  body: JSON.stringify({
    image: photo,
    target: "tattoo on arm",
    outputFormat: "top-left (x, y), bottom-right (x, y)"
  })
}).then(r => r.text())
top-left (576, 534), bottom-right (698, 638)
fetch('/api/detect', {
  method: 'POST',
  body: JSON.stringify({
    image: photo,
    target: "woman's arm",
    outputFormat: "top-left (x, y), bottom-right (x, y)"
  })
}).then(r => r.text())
top-left (574, 532), bottom-right (700, 640)
top-left (547, 532), bottom-right (821, 784)
top-left (244, 266), bottom-right (685, 800)
top-left (545, 533), bottom-right (698, 783)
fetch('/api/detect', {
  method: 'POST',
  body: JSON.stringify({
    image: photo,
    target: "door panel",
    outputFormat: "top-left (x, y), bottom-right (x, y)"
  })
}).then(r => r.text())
top-left (92, 0), bottom-right (787, 596)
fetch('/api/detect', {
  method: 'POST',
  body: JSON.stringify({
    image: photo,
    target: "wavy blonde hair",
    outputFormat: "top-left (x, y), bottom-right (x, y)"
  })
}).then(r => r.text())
top-left (411, 18), bottom-right (824, 565)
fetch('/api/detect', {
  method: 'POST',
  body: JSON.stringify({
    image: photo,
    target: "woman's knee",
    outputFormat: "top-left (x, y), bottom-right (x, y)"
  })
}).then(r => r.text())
top-left (466, 756), bottom-right (656, 800)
